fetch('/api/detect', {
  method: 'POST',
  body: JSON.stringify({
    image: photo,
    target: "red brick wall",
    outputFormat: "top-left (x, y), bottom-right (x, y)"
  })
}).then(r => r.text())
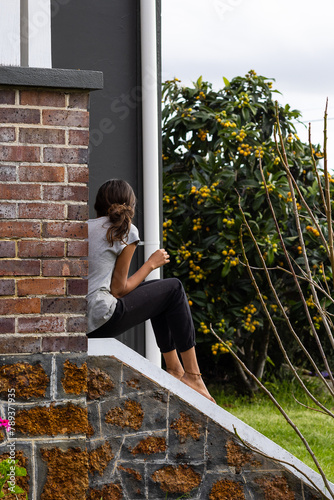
top-left (0, 87), bottom-right (90, 354)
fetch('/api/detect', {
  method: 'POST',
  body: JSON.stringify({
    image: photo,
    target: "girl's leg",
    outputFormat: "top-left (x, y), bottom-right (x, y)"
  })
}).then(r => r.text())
top-left (162, 350), bottom-right (184, 380)
top-left (88, 278), bottom-right (215, 402)
top-left (89, 278), bottom-right (195, 354)
top-left (179, 347), bottom-right (216, 403)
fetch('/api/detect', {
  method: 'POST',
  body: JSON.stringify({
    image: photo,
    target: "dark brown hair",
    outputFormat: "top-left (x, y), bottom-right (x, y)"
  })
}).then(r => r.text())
top-left (94, 179), bottom-right (136, 245)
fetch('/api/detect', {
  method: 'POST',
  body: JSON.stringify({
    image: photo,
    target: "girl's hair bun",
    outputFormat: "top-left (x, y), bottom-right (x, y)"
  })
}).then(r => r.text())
top-left (106, 203), bottom-right (134, 245)
top-left (108, 203), bottom-right (133, 217)
top-left (94, 179), bottom-right (136, 245)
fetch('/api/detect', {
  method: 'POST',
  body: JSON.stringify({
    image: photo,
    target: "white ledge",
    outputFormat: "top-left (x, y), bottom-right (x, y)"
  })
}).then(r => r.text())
top-left (88, 337), bottom-right (334, 498)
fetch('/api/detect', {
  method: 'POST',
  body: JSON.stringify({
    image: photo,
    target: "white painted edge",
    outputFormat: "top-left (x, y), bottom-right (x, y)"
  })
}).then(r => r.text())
top-left (27, 0), bottom-right (52, 68)
top-left (0, 0), bottom-right (21, 66)
top-left (88, 337), bottom-right (334, 498)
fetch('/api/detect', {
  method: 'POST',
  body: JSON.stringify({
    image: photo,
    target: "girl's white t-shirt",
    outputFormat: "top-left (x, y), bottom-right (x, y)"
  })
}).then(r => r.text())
top-left (87, 217), bottom-right (139, 333)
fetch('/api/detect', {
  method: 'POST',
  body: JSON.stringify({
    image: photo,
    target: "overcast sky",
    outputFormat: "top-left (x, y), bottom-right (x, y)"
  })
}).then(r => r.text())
top-left (162, 0), bottom-right (334, 158)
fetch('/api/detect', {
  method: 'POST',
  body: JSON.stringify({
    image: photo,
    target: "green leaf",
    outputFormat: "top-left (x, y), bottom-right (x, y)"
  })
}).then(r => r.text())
top-left (14, 466), bottom-right (27, 477)
top-left (12, 485), bottom-right (26, 494)
top-left (221, 260), bottom-right (231, 277)
top-left (223, 77), bottom-right (230, 88)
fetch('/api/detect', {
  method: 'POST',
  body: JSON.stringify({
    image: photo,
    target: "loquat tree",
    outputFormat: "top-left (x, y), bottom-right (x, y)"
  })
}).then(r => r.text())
top-left (162, 71), bottom-right (333, 391)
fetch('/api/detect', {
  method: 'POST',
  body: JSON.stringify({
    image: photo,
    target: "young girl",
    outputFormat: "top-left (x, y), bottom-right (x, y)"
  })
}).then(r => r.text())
top-left (87, 179), bottom-right (215, 403)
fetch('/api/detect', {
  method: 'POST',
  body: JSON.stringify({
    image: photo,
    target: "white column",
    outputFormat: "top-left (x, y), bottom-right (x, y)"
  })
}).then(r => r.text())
top-left (140, 0), bottom-right (162, 367)
top-left (21, 0), bottom-right (52, 68)
top-left (0, 0), bottom-right (21, 66)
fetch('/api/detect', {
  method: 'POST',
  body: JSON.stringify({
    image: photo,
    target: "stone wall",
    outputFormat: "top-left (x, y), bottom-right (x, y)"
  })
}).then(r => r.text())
top-left (85, 351), bottom-right (326, 500)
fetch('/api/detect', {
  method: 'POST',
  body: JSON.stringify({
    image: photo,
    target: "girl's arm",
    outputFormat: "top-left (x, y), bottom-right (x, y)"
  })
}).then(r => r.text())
top-left (111, 243), bottom-right (170, 298)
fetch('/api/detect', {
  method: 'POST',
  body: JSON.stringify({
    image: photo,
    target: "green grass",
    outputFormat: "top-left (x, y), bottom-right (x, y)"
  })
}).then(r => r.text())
top-left (212, 378), bottom-right (334, 482)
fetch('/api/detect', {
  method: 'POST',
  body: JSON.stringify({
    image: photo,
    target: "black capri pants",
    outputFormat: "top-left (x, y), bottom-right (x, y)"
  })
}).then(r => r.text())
top-left (87, 278), bottom-right (196, 354)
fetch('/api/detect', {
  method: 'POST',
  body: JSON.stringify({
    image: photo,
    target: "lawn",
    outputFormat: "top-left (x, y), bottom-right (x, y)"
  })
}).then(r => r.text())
top-left (212, 378), bottom-right (334, 483)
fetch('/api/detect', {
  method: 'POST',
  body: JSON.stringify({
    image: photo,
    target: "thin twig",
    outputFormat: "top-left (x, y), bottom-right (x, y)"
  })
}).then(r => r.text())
top-left (292, 393), bottom-right (330, 416)
top-left (322, 99), bottom-right (334, 286)
top-left (309, 124), bottom-right (327, 213)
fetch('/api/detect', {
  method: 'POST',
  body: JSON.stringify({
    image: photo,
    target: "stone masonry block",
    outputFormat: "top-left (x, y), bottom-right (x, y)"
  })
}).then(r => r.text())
top-left (35, 441), bottom-right (88, 500)
top-left (243, 471), bottom-right (306, 500)
top-left (148, 463), bottom-right (204, 499)
top-left (55, 354), bottom-right (88, 400)
top-left (87, 438), bottom-right (123, 490)
top-left (168, 395), bottom-right (207, 463)
top-left (101, 390), bottom-right (168, 439)
top-left (87, 356), bottom-right (122, 399)
top-left (0, 354), bottom-right (52, 401)
top-left (121, 364), bottom-right (163, 398)
top-left (14, 401), bottom-right (88, 437)
top-left (121, 431), bottom-right (167, 463)
top-left (0, 444), bottom-right (32, 500)
top-left (117, 461), bottom-right (146, 499)
top-left (201, 473), bottom-right (247, 500)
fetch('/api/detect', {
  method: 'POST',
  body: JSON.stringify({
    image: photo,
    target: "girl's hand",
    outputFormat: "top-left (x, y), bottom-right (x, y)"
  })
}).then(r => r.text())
top-left (147, 249), bottom-right (170, 270)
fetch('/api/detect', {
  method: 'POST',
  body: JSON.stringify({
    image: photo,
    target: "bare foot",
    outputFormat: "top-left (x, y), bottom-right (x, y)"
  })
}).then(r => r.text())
top-left (166, 367), bottom-right (185, 380)
top-left (181, 372), bottom-right (216, 404)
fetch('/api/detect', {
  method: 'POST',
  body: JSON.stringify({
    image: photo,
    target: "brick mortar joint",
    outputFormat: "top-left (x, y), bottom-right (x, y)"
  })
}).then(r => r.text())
top-left (0, 103), bottom-right (89, 112)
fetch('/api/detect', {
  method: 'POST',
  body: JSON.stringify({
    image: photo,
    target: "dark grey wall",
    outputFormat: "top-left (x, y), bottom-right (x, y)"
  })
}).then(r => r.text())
top-left (51, 0), bottom-right (145, 354)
